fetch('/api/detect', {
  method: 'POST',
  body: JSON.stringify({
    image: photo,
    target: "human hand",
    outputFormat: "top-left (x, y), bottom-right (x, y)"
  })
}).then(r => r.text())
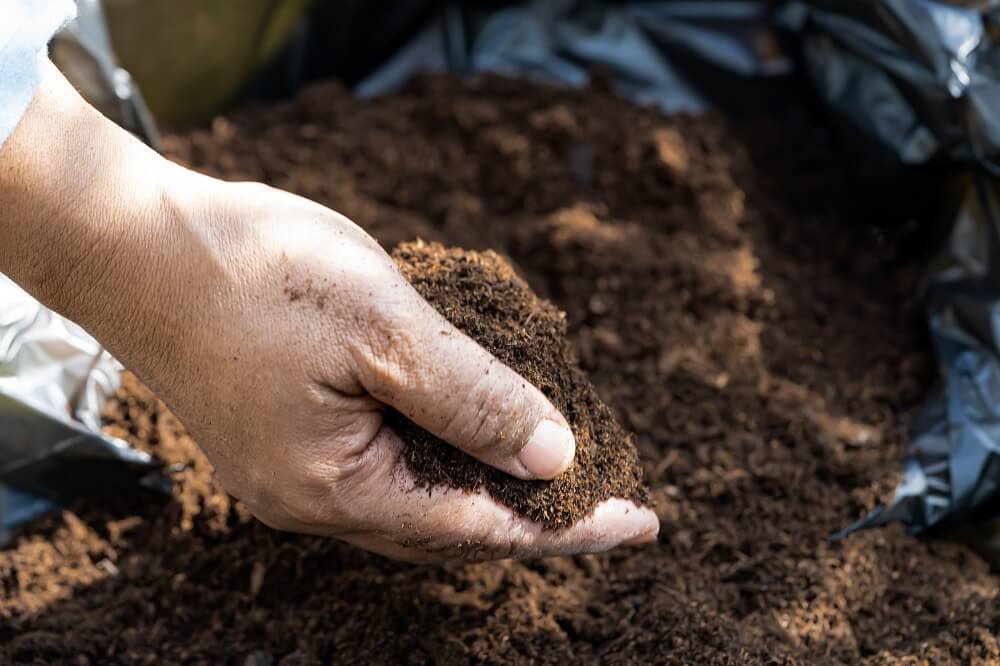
top-left (106, 176), bottom-right (658, 561)
top-left (0, 61), bottom-right (658, 561)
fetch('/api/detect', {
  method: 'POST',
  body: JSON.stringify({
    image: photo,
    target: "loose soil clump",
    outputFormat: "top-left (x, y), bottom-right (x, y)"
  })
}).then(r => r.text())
top-left (390, 241), bottom-right (648, 528)
top-left (2, 74), bottom-right (999, 664)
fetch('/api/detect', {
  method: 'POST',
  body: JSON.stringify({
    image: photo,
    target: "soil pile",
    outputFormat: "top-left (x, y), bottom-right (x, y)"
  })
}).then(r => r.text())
top-left (390, 241), bottom-right (647, 528)
top-left (2, 75), bottom-right (999, 664)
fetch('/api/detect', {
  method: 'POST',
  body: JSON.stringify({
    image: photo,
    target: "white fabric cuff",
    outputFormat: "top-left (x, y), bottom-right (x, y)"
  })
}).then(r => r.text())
top-left (0, 0), bottom-right (78, 148)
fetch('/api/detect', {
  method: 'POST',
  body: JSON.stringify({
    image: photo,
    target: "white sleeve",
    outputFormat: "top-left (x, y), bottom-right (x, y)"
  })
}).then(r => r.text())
top-left (0, 0), bottom-right (77, 148)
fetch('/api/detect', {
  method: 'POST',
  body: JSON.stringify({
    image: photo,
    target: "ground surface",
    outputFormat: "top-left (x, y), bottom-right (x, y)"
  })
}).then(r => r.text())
top-left (3, 75), bottom-right (999, 664)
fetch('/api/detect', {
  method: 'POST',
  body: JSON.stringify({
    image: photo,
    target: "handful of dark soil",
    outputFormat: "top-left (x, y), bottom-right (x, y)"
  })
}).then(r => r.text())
top-left (388, 241), bottom-right (649, 529)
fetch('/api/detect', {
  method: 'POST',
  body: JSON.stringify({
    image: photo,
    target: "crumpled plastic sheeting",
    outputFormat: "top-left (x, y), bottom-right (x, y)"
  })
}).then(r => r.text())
top-left (0, 278), bottom-right (118, 433)
top-left (782, 1), bottom-right (1000, 560)
top-left (357, 0), bottom-right (789, 114)
top-left (0, 277), bottom-right (161, 540)
top-left (834, 173), bottom-right (1000, 542)
top-left (779, 1), bottom-right (1000, 167)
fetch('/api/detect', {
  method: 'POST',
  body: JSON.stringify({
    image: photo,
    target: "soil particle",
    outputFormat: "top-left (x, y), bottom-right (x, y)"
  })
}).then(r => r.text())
top-left (1, 74), bottom-right (997, 664)
top-left (389, 241), bottom-right (648, 528)
top-left (283, 276), bottom-right (329, 310)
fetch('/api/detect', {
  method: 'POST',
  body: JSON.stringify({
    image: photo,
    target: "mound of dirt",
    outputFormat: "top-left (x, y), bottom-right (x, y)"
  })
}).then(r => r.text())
top-left (2, 74), bottom-right (997, 664)
top-left (390, 241), bottom-right (648, 528)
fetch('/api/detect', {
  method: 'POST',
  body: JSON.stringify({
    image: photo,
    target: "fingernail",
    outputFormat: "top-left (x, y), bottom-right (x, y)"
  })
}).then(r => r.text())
top-left (519, 419), bottom-right (575, 479)
top-left (623, 531), bottom-right (658, 546)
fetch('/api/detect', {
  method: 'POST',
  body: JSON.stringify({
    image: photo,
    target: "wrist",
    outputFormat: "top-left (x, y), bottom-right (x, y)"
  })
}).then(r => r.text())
top-left (0, 60), bottom-right (172, 324)
top-left (26, 134), bottom-right (177, 346)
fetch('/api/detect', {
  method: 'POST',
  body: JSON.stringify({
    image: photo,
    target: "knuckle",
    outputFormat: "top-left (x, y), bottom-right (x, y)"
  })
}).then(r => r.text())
top-left (444, 371), bottom-right (519, 455)
top-left (271, 467), bottom-right (344, 528)
top-left (354, 307), bottom-right (421, 399)
top-left (473, 530), bottom-right (520, 561)
top-left (492, 515), bottom-right (531, 559)
top-left (420, 527), bottom-right (522, 562)
top-left (276, 489), bottom-right (330, 528)
top-left (395, 509), bottom-right (530, 562)
top-left (442, 375), bottom-right (497, 454)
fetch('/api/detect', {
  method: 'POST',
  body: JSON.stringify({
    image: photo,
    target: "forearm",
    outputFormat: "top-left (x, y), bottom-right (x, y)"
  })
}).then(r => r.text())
top-left (0, 60), bottom-right (172, 320)
top-left (0, 60), bottom-right (229, 364)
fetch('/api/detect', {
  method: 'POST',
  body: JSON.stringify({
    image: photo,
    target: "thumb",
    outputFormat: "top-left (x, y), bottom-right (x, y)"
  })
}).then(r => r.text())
top-left (357, 292), bottom-right (576, 481)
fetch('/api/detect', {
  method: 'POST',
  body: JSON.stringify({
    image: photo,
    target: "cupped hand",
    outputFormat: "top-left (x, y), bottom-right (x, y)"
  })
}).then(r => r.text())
top-left (117, 175), bottom-right (657, 561)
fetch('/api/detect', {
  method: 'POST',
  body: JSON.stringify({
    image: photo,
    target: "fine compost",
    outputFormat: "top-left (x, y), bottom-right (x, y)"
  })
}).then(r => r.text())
top-left (3, 75), bottom-right (998, 664)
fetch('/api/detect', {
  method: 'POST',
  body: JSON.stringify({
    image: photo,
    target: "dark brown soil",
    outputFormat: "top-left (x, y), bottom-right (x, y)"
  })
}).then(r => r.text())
top-left (2, 74), bottom-right (999, 664)
top-left (390, 241), bottom-right (647, 528)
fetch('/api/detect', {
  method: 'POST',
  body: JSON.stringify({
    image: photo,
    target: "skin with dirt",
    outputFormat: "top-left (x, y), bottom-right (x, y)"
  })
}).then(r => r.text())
top-left (2, 75), bottom-right (997, 664)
